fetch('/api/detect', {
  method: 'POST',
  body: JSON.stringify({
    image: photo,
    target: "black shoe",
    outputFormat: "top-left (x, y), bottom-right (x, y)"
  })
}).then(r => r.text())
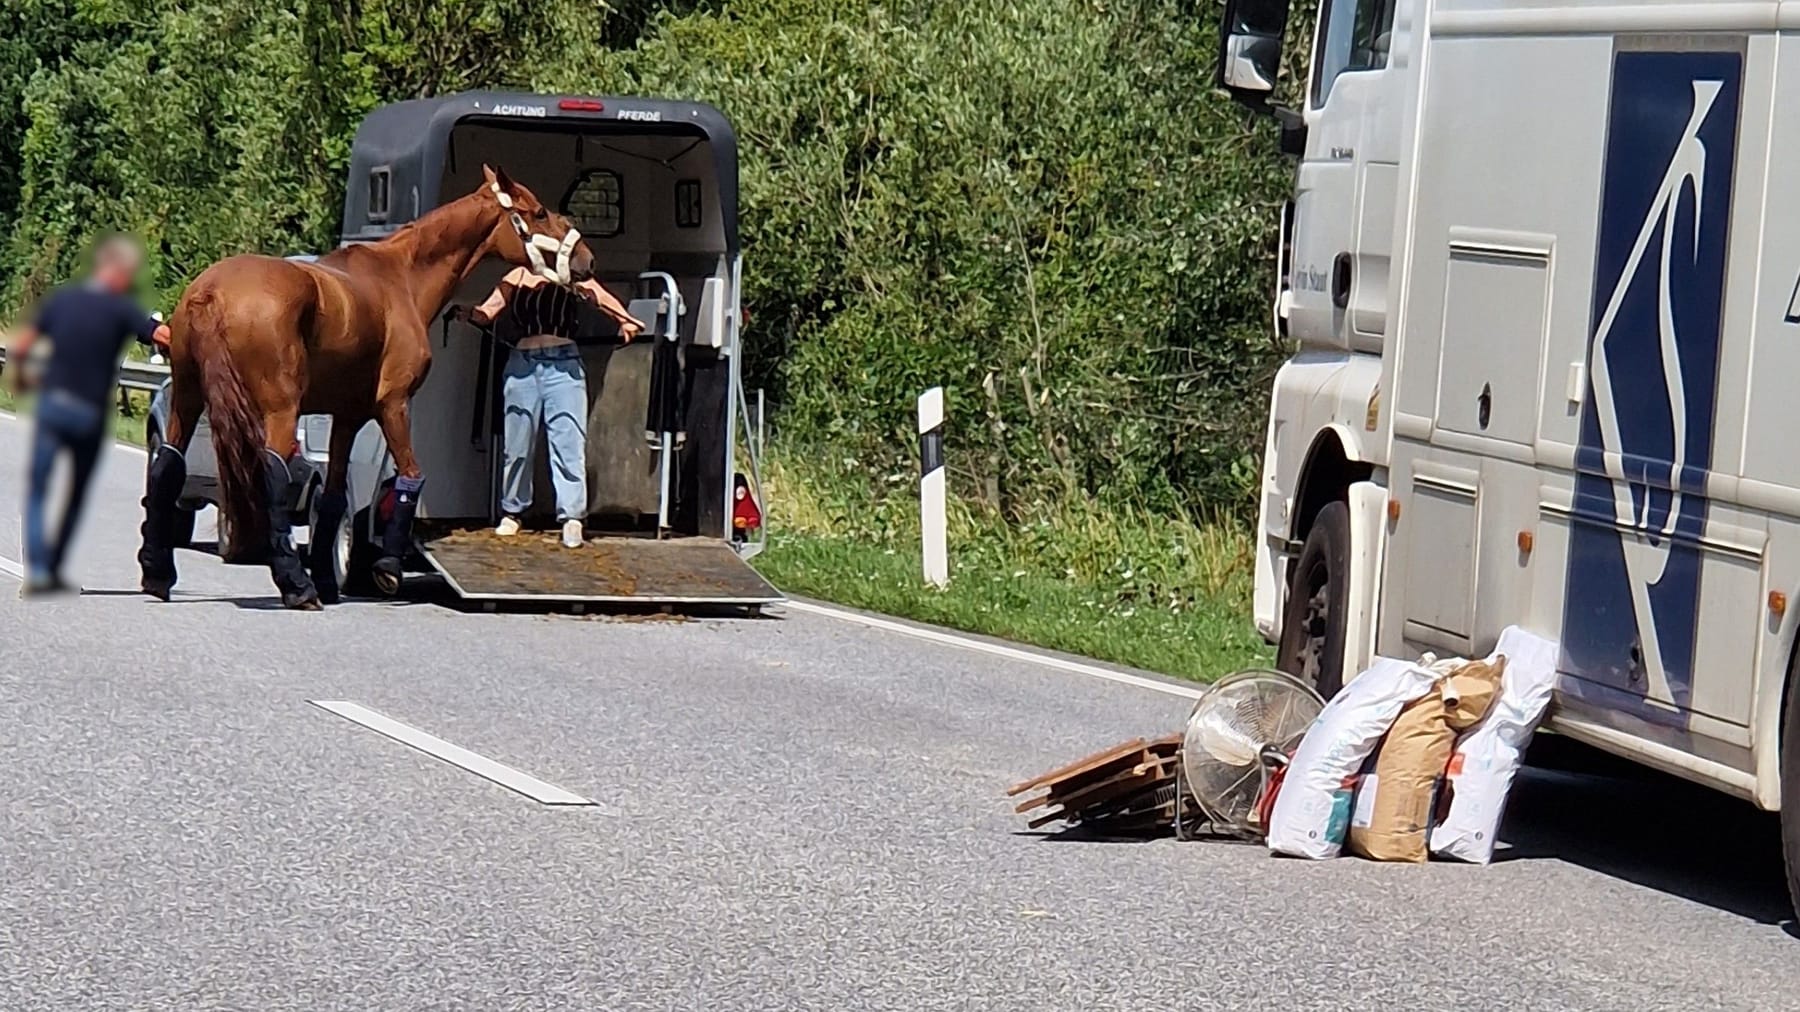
top-left (141, 575), bottom-right (174, 602)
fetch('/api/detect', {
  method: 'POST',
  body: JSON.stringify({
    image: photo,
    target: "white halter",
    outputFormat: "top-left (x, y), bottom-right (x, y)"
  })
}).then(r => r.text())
top-left (492, 182), bottom-right (581, 286)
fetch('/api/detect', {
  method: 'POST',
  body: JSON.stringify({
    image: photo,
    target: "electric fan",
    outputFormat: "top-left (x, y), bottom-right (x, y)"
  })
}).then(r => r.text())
top-left (1176, 669), bottom-right (1324, 839)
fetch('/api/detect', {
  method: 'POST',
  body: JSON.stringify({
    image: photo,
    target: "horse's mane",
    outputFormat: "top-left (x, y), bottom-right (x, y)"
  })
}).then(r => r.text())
top-left (318, 187), bottom-right (490, 267)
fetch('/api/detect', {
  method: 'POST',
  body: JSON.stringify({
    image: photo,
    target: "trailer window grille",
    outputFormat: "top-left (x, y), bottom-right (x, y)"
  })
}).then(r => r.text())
top-left (368, 167), bottom-right (392, 223)
top-left (675, 179), bottom-right (703, 229)
top-left (563, 169), bottom-right (624, 238)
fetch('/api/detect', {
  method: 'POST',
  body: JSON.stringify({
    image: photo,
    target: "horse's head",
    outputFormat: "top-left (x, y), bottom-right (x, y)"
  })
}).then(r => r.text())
top-left (481, 165), bottom-right (596, 285)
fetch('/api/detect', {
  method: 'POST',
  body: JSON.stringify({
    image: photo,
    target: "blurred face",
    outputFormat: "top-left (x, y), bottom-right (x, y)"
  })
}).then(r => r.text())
top-left (93, 240), bottom-right (143, 293)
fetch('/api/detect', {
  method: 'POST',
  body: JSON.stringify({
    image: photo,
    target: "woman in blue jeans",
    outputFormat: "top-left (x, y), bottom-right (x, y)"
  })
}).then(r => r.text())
top-left (461, 269), bottom-right (643, 547)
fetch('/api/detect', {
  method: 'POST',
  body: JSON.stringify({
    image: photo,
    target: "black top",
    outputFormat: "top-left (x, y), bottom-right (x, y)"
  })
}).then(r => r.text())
top-left (509, 282), bottom-right (582, 342)
top-left (29, 283), bottom-right (159, 408)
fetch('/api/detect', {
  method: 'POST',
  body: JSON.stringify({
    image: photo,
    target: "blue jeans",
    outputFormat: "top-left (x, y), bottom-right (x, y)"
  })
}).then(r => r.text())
top-left (25, 390), bottom-right (106, 582)
top-left (500, 345), bottom-right (588, 521)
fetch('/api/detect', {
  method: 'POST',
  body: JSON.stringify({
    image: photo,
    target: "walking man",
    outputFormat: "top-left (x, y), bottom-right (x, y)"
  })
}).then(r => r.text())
top-left (7, 236), bottom-right (170, 595)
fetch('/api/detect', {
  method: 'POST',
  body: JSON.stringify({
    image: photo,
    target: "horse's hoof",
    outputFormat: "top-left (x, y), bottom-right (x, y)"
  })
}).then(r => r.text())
top-left (371, 558), bottom-right (402, 597)
top-left (141, 577), bottom-right (173, 602)
top-left (284, 590), bottom-right (323, 611)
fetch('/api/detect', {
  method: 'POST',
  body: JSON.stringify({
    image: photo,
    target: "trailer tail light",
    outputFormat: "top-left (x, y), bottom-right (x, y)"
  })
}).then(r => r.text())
top-left (559, 99), bottom-right (605, 112)
top-left (732, 473), bottom-right (762, 541)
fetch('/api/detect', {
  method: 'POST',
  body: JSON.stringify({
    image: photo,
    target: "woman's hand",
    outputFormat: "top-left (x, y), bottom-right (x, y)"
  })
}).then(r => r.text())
top-left (617, 316), bottom-right (645, 343)
top-left (445, 304), bottom-right (495, 326)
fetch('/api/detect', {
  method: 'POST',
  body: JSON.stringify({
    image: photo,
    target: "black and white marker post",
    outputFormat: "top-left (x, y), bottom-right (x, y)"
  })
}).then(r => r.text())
top-left (918, 387), bottom-right (948, 588)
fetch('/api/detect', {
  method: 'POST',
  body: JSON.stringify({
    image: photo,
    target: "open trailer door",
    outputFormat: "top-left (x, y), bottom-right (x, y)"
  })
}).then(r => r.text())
top-left (340, 92), bottom-right (780, 611)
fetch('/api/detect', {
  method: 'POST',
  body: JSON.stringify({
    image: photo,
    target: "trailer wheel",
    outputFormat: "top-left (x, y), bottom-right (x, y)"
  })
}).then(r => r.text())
top-left (1779, 650), bottom-right (1800, 921)
top-left (1276, 500), bottom-right (1351, 699)
top-left (341, 507), bottom-right (382, 598)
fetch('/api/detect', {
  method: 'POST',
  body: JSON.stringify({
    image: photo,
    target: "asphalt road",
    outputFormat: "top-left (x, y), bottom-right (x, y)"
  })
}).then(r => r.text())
top-left (2, 409), bottom-right (1799, 1011)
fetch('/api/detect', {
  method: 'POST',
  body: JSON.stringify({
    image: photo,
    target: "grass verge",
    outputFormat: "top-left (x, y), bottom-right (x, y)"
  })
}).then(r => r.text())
top-left (751, 453), bottom-right (1274, 683)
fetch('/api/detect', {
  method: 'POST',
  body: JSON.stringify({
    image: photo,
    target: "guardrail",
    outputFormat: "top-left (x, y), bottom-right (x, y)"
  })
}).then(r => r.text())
top-left (0, 346), bottom-right (170, 393)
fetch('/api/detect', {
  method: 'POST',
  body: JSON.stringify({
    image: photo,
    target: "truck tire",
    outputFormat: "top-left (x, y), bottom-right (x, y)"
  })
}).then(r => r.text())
top-left (1779, 650), bottom-right (1800, 920)
top-left (1276, 500), bottom-right (1351, 699)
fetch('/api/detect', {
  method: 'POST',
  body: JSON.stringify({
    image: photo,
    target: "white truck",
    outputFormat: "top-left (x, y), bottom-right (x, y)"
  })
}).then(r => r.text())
top-left (1220, 0), bottom-right (1800, 902)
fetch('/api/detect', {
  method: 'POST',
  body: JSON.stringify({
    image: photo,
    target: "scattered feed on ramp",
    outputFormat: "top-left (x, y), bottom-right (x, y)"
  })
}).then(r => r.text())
top-left (419, 524), bottom-right (782, 606)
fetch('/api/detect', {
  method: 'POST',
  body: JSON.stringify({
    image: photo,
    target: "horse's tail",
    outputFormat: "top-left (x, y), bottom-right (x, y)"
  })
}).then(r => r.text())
top-left (186, 289), bottom-right (268, 554)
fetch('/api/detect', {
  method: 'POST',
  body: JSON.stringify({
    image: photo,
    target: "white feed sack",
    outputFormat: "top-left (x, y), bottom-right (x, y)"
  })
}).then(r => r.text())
top-left (1267, 657), bottom-right (1441, 859)
top-left (1429, 625), bottom-right (1560, 864)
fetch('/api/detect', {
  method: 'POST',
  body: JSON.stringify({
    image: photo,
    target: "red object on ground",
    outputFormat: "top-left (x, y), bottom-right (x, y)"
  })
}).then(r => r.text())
top-left (1252, 759), bottom-right (1291, 830)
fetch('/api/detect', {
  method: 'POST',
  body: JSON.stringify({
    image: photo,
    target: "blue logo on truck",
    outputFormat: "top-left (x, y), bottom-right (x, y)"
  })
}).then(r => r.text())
top-left (1561, 49), bottom-right (1741, 716)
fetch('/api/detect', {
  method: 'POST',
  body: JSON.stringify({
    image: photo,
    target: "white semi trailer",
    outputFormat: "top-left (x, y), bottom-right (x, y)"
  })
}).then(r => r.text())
top-left (1221, 0), bottom-right (1800, 903)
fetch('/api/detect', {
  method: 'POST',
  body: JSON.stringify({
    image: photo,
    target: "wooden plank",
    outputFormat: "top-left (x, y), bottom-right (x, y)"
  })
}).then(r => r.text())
top-left (1006, 738), bottom-right (1148, 796)
top-left (1038, 766), bottom-right (1163, 818)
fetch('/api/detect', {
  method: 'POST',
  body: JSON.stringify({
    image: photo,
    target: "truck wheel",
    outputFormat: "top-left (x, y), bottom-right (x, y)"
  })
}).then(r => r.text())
top-left (1276, 501), bottom-right (1351, 699)
top-left (1779, 651), bottom-right (1800, 921)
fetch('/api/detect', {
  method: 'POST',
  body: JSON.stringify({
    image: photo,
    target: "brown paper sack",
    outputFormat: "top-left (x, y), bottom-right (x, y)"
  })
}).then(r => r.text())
top-left (1347, 656), bottom-right (1507, 862)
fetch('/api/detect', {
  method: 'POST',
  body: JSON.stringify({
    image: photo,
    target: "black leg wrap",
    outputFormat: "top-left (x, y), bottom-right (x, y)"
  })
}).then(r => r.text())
top-left (308, 488), bottom-right (349, 604)
top-left (263, 452), bottom-right (318, 609)
top-left (373, 475), bottom-right (423, 596)
top-left (138, 445), bottom-right (187, 600)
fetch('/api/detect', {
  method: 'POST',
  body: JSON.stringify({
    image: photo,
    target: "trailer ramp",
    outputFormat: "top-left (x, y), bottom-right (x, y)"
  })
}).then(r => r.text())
top-left (419, 526), bottom-right (781, 608)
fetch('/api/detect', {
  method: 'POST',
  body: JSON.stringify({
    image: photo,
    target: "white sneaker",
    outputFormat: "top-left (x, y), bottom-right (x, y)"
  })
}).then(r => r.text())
top-left (561, 519), bottom-right (584, 549)
top-left (495, 516), bottom-right (522, 537)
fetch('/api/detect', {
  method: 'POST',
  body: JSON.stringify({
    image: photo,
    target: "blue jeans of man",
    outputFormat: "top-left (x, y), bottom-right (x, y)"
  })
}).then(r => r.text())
top-left (25, 389), bottom-right (106, 582)
top-left (500, 345), bottom-right (588, 522)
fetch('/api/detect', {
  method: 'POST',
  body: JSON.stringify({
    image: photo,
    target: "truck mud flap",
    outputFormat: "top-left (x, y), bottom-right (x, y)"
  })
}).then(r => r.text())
top-left (417, 525), bottom-right (781, 607)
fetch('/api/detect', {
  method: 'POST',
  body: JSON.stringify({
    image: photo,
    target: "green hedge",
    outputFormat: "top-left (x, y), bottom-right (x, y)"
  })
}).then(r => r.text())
top-left (1, 0), bottom-right (1294, 521)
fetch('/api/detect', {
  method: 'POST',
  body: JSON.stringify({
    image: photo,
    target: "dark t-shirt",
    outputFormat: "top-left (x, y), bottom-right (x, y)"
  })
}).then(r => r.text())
top-left (30, 282), bottom-right (159, 409)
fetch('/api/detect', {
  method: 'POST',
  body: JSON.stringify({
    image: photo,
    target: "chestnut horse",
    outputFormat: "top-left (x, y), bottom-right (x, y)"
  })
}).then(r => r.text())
top-left (139, 166), bottom-right (595, 609)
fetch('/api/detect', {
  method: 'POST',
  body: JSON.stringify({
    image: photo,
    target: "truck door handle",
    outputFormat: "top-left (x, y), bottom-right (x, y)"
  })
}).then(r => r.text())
top-left (1331, 252), bottom-right (1352, 309)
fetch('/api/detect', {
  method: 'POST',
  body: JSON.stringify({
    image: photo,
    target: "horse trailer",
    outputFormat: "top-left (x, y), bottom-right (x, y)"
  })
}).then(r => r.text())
top-left (157, 92), bottom-right (778, 609)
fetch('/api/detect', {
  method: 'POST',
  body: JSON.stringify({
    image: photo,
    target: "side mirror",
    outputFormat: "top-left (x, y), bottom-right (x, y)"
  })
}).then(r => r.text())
top-left (1215, 0), bottom-right (1292, 101)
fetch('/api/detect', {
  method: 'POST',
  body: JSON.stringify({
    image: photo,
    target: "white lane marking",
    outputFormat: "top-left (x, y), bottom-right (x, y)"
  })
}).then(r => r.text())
top-left (0, 409), bottom-right (147, 457)
top-left (309, 700), bottom-right (606, 808)
top-left (0, 554), bottom-right (22, 580)
top-left (777, 599), bottom-right (1205, 700)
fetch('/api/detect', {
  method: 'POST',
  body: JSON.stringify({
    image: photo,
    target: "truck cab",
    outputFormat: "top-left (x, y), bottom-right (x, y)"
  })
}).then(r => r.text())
top-left (1223, 0), bottom-right (1800, 911)
top-left (1220, 0), bottom-right (1411, 695)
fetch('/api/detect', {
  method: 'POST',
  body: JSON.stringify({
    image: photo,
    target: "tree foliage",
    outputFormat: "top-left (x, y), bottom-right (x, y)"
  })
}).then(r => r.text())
top-left (1, 0), bottom-right (1300, 519)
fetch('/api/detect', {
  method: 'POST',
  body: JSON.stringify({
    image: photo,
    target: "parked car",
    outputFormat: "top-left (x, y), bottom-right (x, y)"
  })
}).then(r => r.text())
top-left (146, 255), bottom-right (390, 591)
